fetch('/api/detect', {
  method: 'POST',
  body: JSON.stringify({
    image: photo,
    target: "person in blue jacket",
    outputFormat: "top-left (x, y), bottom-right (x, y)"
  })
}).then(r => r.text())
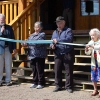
top-left (50, 16), bottom-right (74, 93)
top-left (22, 21), bottom-right (46, 89)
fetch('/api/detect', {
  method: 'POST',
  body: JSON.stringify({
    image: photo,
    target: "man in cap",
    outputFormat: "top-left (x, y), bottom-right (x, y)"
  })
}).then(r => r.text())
top-left (50, 16), bottom-right (74, 93)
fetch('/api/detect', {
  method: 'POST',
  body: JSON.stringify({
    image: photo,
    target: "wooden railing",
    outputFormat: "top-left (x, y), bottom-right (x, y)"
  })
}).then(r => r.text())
top-left (0, 0), bottom-right (34, 24)
top-left (0, 0), bottom-right (18, 24)
top-left (8, 0), bottom-right (44, 52)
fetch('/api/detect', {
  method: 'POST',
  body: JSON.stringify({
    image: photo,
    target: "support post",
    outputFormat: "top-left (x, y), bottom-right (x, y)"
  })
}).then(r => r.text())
top-left (18, 0), bottom-right (27, 14)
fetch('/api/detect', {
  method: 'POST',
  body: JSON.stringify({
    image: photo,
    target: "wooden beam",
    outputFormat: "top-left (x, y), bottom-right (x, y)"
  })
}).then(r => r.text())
top-left (18, 0), bottom-right (27, 14)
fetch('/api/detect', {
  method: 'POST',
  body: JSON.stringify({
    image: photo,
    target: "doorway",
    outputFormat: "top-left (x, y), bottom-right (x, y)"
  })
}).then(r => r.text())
top-left (40, 0), bottom-right (63, 30)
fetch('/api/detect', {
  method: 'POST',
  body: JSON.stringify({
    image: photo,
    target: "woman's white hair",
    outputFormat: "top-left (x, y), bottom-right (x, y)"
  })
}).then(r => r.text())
top-left (0, 13), bottom-right (5, 18)
top-left (89, 28), bottom-right (100, 38)
top-left (34, 21), bottom-right (43, 29)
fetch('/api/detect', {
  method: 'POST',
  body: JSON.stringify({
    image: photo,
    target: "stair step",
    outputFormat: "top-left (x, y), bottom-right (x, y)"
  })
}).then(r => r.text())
top-left (73, 71), bottom-right (90, 75)
top-left (12, 67), bottom-right (90, 75)
top-left (13, 60), bottom-right (30, 62)
top-left (23, 47), bottom-right (85, 50)
top-left (12, 60), bottom-right (91, 66)
top-left (74, 48), bottom-right (85, 50)
top-left (45, 61), bottom-right (91, 66)
top-left (47, 55), bottom-right (91, 58)
top-left (19, 54), bottom-right (27, 56)
top-left (12, 67), bottom-right (54, 72)
top-left (74, 63), bottom-right (91, 66)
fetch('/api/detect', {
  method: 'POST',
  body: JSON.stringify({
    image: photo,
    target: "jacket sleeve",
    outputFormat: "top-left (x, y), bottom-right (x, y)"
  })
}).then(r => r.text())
top-left (28, 32), bottom-right (46, 47)
top-left (50, 31), bottom-right (55, 48)
top-left (57, 28), bottom-right (73, 43)
top-left (10, 27), bottom-right (16, 50)
top-left (94, 44), bottom-right (100, 50)
top-left (0, 32), bottom-right (2, 36)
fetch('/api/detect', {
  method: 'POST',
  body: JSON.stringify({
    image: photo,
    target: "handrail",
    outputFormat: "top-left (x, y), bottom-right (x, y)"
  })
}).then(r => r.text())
top-left (0, 0), bottom-right (18, 4)
top-left (8, 1), bottom-right (38, 53)
top-left (0, 0), bottom-right (18, 24)
top-left (7, 0), bottom-right (45, 53)
top-left (9, 1), bottom-right (36, 26)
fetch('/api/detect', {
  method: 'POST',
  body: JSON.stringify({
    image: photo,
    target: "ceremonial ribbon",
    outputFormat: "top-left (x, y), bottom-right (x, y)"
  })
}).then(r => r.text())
top-left (0, 37), bottom-right (86, 46)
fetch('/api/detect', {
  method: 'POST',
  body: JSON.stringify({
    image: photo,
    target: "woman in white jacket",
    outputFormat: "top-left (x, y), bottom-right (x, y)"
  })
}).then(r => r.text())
top-left (85, 28), bottom-right (100, 98)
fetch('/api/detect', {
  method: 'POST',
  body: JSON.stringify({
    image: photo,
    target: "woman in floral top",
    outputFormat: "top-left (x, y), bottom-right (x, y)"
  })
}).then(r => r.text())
top-left (85, 28), bottom-right (100, 98)
top-left (23, 21), bottom-right (46, 89)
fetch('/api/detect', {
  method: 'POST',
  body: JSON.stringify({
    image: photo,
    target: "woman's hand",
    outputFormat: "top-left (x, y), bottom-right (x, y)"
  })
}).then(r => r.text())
top-left (21, 43), bottom-right (27, 47)
top-left (88, 45), bottom-right (94, 49)
top-left (85, 45), bottom-right (94, 51)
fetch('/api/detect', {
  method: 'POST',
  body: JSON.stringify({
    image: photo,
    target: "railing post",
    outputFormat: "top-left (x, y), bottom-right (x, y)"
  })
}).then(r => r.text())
top-left (37, 0), bottom-right (40, 21)
top-left (18, 0), bottom-right (27, 14)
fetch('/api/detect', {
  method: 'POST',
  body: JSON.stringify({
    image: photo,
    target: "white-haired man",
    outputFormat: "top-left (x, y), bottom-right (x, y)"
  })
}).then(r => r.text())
top-left (0, 14), bottom-right (17, 86)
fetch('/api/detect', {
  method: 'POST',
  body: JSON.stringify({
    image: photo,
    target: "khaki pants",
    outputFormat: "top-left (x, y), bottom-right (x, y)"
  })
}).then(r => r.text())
top-left (0, 47), bottom-right (12, 83)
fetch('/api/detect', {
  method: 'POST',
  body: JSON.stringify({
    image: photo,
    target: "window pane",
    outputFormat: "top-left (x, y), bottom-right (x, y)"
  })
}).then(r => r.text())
top-left (81, 0), bottom-right (99, 16)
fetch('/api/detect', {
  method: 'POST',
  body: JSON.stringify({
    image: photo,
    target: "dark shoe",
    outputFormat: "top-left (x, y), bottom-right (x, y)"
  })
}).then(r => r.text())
top-left (66, 89), bottom-right (73, 93)
top-left (6, 82), bottom-right (11, 86)
top-left (0, 83), bottom-right (2, 87)
top-left (53, 87), bottom-right (62, 92)
top-left (91, 90), bottom-right (99, 96)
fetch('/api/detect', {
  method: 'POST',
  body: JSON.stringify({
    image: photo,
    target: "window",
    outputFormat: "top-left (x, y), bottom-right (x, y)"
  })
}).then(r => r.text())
top-left (81, 0), bottom-right (99, 16)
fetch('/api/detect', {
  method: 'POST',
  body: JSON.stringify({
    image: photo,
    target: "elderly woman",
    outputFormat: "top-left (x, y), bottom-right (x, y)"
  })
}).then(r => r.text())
top-left (23, 22), bottom-right (46, 89)
top-left (85, 28), bottom-right (100, 98)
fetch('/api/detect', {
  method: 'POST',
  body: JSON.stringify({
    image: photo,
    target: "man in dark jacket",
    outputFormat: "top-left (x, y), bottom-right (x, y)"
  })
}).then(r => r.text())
top-left (0, 14), bottom-right (16, 86)
top-left (50, 16), bottom-right (74, 93)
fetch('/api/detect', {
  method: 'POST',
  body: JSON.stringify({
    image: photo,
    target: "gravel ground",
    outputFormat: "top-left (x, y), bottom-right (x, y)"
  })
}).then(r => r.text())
top-left (0, 83), bottom-right (100, 100)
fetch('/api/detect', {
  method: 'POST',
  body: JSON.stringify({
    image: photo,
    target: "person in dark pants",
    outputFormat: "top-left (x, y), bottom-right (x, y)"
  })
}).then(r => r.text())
top-left (50, 16), bottom-right (74, 93)
top-left (63, 0), bottom-right (74, 29)
top-left (22, 21), bottom-right (46, 89)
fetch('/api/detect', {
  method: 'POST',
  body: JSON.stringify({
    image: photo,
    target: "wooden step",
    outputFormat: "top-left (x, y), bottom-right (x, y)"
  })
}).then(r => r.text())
top-left (12, 76), bottom-right (92, 85)
top-left (12, 60), bottom-right (91, 66)
top-left (74, 63), bottom-right (91, 66)
top-left (12, 67), bottom-right (90, 75)
top-left (23, 47), bottom-right (85, 51)
top-left (18, 54), bottom-right (27, 56)
top-left (73, 71), bottom-right (90, 75)
top-left (13, 60), bottom-right (30, 62)
top-left (45, 61), bottom-right (91, 66)
top-left (47, 55), bottom-right (91, 58)
top-left (75, 55), bottom-right (91, 58)
top-left (12, 67), bottom-right (54, 72)
top-left (74, 48), bottom-right (85, 50)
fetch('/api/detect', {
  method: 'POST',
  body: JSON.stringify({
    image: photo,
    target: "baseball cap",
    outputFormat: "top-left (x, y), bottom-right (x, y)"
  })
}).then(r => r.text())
top-left (55, 16), bottom-right (65, 22)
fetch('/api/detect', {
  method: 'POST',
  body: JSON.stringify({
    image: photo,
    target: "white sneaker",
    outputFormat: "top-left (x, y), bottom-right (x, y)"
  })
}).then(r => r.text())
top-left (36, 85), bottom-right (44, 89)
top-left (30, 84), bottom-right (37, 88)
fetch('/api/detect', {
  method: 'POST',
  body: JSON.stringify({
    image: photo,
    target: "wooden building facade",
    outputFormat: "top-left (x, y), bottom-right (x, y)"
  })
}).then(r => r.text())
top-left (0, 0), bottom-right (100, 30)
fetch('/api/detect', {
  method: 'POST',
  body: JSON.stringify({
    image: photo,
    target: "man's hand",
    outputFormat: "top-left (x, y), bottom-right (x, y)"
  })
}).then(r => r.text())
top-left (51, 44), bottom-right (55, 49)
top-left (1, 26), bottom-right (5, 33)
top-left (53, 39), bottom-right (58, 44)
top-left (13, 49), bottom-right (17, 54)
